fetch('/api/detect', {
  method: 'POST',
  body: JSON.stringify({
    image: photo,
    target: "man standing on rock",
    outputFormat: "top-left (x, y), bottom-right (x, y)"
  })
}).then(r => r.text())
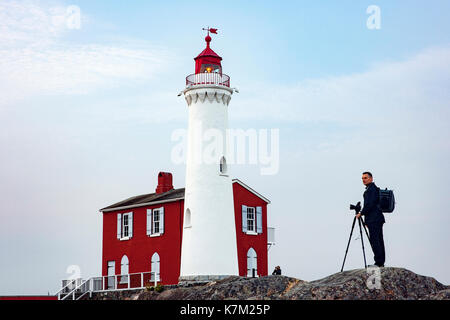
top-left (356, 172), bottom-right (386, 267)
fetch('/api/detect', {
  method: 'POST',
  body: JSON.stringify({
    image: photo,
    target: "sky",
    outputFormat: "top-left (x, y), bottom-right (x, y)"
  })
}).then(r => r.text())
top-left (0, 0), bottom-right (449, 295)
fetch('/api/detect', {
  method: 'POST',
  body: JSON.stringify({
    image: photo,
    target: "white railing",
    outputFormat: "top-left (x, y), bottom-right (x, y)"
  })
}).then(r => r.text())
top-left (55, 279), bottom-right (80, 300)
top-left (58, 271), bottom-right (160, 300)
top-left (186, 73), bottom-right (230, 87)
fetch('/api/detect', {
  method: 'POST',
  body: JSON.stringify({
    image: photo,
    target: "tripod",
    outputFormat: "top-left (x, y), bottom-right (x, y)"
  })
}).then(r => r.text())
top-left (340, 213), bottom-right (371, 272)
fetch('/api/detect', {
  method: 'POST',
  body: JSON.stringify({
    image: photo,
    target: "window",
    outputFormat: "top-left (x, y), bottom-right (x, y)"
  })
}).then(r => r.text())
top-left (200, 64), bottom-right (220, 73)
top-left (153, 209), bottom-right (160, 234)
top-left (219, 156), bottom-right (227, 175)
top-left (184, 208), bottom-right (191, 228)
top-left (147, 207), bottom-right (165, 236)
top-left (247, 207), bottom-right (255, 233)
top-left (242, 205), bottom-right (263, 235)
top-left (247, 248), bottom-right (258, 277)
top-left (151, 253), bottom-right (160, 282)
top-left (117, 212), bottom-right (133, 240)
top-left (122, 214), bottom-right (129, 238)
top-left (120, 255), bottom-right (129, 284)
top-left (107, 261), bottom-right (115, 289)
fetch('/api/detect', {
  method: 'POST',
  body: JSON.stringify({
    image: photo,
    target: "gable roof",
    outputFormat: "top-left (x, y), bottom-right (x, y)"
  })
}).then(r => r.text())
top-left (100, 180), bottom-right (270, 212)
top-left (232, 179), bottom-right (271, 204)
top-left (100, 188), bottom-right (185, 212)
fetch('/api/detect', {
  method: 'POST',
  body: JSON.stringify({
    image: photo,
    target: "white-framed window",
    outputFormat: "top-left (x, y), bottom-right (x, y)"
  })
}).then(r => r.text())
top-left (107, 261), bottom-right (115, 289)
top-left (151, 252), bottom-right (160, 282)
top-left (117, 212), bottom-right (133, 240)
top-left (219, 156), bottom-right (227, 175)
top-left (120, 255), bottom-right (129, 284)
top-left (147, 207), bottom-right (165, 236)
top-left (123, 214), bottom-right (129, 238)
top-left (184, 208), bottom-right (191, 228)
top-left (241, 205), bottom-right (263, 235)
top-left (247, 207), bottom-right (255, 233)
top-left (247, 248), bottom-right (258, 277)
top-left (153, 209), bottom-right (160, 234)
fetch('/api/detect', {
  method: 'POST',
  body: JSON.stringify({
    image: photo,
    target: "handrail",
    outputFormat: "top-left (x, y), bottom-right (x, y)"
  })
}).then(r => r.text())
top-left (55, 279), bottom-right (78, 300)
top-left (61, 278), bottom-right (90, 301)
top-left (58, 271), bottom-right (159, 300)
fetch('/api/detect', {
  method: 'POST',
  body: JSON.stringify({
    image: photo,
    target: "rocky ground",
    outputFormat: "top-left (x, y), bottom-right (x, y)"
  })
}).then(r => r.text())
top-left (88, 267), bottom-right (449, 300)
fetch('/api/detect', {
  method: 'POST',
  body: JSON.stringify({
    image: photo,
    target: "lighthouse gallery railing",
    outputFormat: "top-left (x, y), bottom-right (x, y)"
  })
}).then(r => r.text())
top-left (186, 73), bottom-right (230, 87)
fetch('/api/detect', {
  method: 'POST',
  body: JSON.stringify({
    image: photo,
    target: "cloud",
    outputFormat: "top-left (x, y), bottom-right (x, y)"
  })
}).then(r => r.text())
top-left (233, 46), bottom-right (450, 126)
top-left (0, 0), bottom-right (173, 107)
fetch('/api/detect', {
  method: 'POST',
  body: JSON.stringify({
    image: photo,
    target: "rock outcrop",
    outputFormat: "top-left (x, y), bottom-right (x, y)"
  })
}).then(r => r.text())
top-left (88, 267), bottom-right (448, 300)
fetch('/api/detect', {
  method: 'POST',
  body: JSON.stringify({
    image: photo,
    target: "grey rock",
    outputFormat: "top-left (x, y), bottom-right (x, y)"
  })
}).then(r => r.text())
top-left (87, 267), bottom-right (449, 300)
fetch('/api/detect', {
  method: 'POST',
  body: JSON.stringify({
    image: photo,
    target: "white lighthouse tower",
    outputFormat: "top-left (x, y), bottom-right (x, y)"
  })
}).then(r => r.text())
top-left (179, 29), bottom-right (238, 282)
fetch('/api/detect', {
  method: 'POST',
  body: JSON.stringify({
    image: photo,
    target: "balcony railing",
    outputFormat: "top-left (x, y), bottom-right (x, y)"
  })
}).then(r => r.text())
top-left (186, 73), bottom-right (230, 87)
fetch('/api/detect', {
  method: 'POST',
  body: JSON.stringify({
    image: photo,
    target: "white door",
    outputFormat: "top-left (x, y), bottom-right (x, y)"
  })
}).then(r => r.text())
top-left (247, 248), bottom-right (257, 277)
top-left (107, 261), bottom-right (115, 289)
top-left (151, 253), bottom-right (160, 282)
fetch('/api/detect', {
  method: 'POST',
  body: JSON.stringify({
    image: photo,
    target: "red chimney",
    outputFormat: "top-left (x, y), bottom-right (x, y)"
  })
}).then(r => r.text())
top-left (156, 172), bottom-right (174, 194)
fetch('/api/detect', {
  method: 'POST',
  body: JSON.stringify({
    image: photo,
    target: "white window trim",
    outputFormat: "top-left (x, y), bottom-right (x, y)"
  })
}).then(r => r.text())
top-left (120, 212), bottom-right (132, 241)
top-left (152, 209), bottom-right (161, 235)
top-left (246, 248), bottom-right (258, 277)
top-left (151, 253), bottom-right (161, 282)
top-left (149, 233), bottom-right (161, 238)
top-left (120, 256), bottom-right (129, 284)
top-left (246, 231), bottom-right (258, 236)
top-left (246, 207), bottom-right (256, 233)
top-left (147, 207), bottom-right (164, 237)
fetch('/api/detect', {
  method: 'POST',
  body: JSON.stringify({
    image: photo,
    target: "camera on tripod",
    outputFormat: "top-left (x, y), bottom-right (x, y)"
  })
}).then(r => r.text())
top-left (341, 201), bottom-right (371, 272)
top-left (349, 201), bottom-right (361, 214)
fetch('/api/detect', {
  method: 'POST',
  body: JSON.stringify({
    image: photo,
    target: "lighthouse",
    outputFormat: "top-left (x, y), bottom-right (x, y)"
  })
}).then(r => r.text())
top-left (179, 29), bottom-right (239, 281)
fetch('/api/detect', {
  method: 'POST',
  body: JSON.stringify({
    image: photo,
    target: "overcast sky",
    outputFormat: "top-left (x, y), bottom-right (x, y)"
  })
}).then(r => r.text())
top-left (1, 0), bottom-right (449, 295)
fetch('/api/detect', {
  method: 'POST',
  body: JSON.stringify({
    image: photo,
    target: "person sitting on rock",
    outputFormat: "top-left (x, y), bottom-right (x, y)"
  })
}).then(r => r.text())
top-left (272, 266), bottom-right (282, 275)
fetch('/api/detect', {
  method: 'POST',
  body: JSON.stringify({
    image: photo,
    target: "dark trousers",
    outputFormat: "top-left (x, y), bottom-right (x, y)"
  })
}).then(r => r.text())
top-left (367, 222), bottom-right (385, 266)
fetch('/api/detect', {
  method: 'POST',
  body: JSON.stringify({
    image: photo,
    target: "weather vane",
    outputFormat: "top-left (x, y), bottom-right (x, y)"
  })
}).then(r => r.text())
top-left (202, 27), bottom-right (218, 36)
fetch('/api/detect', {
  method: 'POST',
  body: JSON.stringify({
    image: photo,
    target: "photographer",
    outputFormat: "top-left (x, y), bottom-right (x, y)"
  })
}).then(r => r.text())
top-left (356, 172), bottom-right (386, 267)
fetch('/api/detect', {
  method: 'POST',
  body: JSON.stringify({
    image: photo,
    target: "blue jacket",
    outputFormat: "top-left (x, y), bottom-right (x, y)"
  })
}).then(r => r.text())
top-left (361, 182), bottom-right (385, 225)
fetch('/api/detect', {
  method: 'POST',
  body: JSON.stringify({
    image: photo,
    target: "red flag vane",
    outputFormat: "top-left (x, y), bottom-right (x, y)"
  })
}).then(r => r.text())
top-left (202, 27), bottom-right (218, 35)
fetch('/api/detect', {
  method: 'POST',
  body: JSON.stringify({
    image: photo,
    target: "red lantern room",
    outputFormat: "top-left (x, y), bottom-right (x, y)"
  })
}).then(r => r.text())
top-left (186, 28), bottom-right (230, 88)
top-left (194, 33), bottom-right (223, 75)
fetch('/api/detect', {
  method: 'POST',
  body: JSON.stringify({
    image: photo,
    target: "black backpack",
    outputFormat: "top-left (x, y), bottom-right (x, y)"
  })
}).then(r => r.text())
top-left (378, 188), bottom-right (395, 213)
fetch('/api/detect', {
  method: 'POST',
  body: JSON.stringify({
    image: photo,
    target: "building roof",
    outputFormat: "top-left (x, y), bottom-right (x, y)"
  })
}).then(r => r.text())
top-left (194, 35), bottom-right (222, 61)
top-left (100, 188), bottom-right (185, 212)
top-left (232, 179), bottom-right (271, 204)
top-left (100, 180), bottom-right (270, 213)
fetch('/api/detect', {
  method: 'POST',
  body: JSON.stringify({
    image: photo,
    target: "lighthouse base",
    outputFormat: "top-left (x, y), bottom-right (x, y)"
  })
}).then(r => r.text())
top-left (178, 275), bottom-right (236, 284)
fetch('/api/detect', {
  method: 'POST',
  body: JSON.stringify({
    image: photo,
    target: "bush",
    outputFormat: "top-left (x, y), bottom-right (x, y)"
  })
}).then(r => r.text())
top-left (155, 284), bottom-right (164, 293)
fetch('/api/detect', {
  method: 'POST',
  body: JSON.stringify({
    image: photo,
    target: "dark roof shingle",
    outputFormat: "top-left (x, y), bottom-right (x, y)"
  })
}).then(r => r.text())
top-left (100, 188), bottom-right (185, 211)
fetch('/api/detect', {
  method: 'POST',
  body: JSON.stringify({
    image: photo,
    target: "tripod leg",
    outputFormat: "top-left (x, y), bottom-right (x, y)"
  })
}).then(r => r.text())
top-left (361, 217), bottom-right (371, 242)
top-left (340, 216), bottom-right (357, 272)
top-left (358, 218), bottom-right (368, 269)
